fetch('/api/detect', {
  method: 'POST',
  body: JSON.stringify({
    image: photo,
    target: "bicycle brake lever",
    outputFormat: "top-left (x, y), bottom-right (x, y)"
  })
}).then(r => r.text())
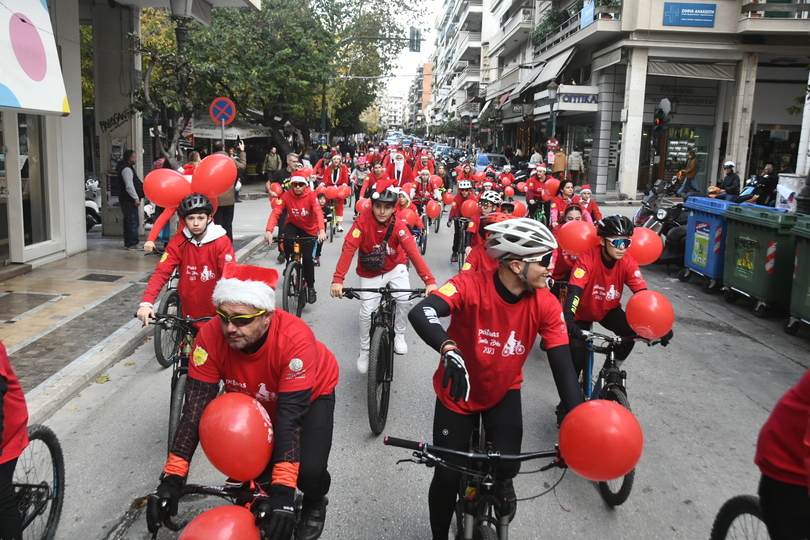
top-left (162, 515), bottom-right (186, 532)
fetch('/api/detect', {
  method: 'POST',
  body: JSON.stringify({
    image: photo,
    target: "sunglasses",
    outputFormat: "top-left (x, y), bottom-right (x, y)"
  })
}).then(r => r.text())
top-left (520, 252), bottom-right (554, 267)
top-left (605, 237), bottom-right (632, 249)
top-left (216, 309), bottom-right (266, 327)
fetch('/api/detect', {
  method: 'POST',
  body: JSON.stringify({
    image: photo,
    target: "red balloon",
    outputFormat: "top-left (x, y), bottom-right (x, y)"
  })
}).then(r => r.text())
top-left (338, 185), bottom-right (351, 199)
top-left (401, 208), bottom-right (419, 228)
top-left (474, 171), bottom-right (486, 182)
top-left (426, 200), bottom-right (441, 219)
top-left (178, 506), bottom-right (260, 540)
top-left (430, 175), bottom-right (444, 188)
top-left (143, 169), bottom-right (192, 208)
top-left (442, 192), bottom-right (454, 205)
top-left (503, 186), bottom-right (515, 198)
top-left (559, 400), bottom-right (643, 482)
top-left (199, 393), bottom-right (274, 482)
top-left (315, 184), bottom-right (327, 195)
top-left (516, 181), bottom-right (527, 193)
top-left (299, 167), bottom-right (312, 178)
top-left (269, 183), bottom-right (283, 197)
top-left (325, 186), bottom-right (338, 200)
top-left (544, 179), bottom-right (561, 198)
top-left (455, 166), bottom-right (462, 175)
top-left (627, 227), bottom-right (664, 265)
top-left (355, 197), bottom-right (371, 213)
top-left (626, 290), bottom-right (675, 339)
top-left (511, 201), bottom-right (526, 218)
top-left (501, 178), bottom-right (512, 187)
top-left (461, 199), bottom-right (478, 218)
top-left (191, 154), bottom-right (238, 199)
top-left (557, 221), bottom-right (598, 255)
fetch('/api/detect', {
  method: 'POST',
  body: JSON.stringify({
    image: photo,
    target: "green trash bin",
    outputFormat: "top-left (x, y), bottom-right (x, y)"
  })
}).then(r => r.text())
top-left (721, 205), bottom-right (797, 317)
top-left (785, 215), bottom-right (810, 335)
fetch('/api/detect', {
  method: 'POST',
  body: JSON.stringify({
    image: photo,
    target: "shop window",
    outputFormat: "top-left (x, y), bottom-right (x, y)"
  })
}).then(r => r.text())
top-left (18, 114), bottom-right (50, 246)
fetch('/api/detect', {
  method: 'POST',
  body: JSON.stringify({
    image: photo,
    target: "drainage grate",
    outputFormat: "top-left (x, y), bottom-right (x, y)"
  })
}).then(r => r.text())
top-left (79, 273), bottom-right (124, 282)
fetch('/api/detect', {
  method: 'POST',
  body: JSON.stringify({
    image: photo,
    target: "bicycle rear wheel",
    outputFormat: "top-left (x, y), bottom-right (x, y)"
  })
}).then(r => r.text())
top-left (709, 495), bottom-right (768, 540)
top-left (154, 290), bottom-right (182, 368)
top-left (15, 424), bottom-right (65, 540)
top-left (282, 261), bottom-right (302, 314)
top-left (367, 326), bottom-right (393, 435)
top-left (167, 373), bottom-right (187, 454)
top-left (420, 215), bottom-right (429, 255)
top-left (597, 387), bottom-right (635, 506)
top-left (329, 210), bottom-right (336, 243)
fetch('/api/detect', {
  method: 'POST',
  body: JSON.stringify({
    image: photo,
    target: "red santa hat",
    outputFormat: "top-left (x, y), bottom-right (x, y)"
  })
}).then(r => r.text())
top-left (580, 184), bottom-right (592, 193)
top-left (535, 163), bottom-right (547, 171)
top-left (419, 169), bottom-right (430, 176)
top-left (212, 264), bottom-right (279, 312)
top-left (289, 170), bottom-right (309, 184)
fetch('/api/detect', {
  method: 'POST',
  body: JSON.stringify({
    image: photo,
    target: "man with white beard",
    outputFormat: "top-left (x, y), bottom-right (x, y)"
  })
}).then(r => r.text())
top-left (385, 153), bottom-right (415, 187)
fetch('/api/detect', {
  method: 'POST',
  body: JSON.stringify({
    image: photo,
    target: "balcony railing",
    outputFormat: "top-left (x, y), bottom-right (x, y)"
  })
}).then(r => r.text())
top-left (456, 31), bottom-right (483, 56)
top-left (490, 7), bottom-right (534, 55)
top-left (453, 0), bottom-right (483, 23)
top-left (741, 0), bottom-right (810, 19)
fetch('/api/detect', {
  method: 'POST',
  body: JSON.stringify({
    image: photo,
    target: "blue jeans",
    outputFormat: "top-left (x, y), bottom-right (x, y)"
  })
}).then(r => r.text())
top-left (677, 177), bottom-right (698, 195)
top-left (121, 200), bottom-right (140, 247)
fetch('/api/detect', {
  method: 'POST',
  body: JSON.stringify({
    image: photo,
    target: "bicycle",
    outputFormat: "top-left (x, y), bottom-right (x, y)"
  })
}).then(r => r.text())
top-left (281, 236), bottom-right (317, 317)
top-left (149, 313), bottom-right (212, 454)
top-left (385, 428), bottom-right (566, 540)
top-left (412, 197), bottom-right (431, 256)
top-left (709, 494), bottom-right (768, 540)
top-left (528, 200), bottom-right (549, 227)
top-left (451, 217), bottom-right (471, 272)
top-left (153, 270), bottom-right (181, 368)
top-left (576, 329), bottom-right (658, 506)
top-left (342, 286), bottom-right (426, 435)
top-left (325, 198), bottom-right (338, 243)
top-left (12, 424), bottom-right (65, 540)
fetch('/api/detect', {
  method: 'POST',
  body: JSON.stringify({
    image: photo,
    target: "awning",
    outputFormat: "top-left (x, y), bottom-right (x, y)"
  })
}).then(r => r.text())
top-left (498, 93), bottom-right (511, 109)
top-left (477, 100), bottom-right (492, 119)
top-left (508, 63), bottom-right (545, 102)
top-left (648, 60), bottom-right (736, 81)
top-left (190, 115), bottom-right (272, 139)
top-left (0, 2), bottom-right (70, 116)
top-left (531, 48), bottom-right (576, 90)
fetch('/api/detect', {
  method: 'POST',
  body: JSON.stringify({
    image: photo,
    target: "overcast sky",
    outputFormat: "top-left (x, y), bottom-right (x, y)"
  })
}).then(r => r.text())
top-left (386, 1), bottom-right (441, 96)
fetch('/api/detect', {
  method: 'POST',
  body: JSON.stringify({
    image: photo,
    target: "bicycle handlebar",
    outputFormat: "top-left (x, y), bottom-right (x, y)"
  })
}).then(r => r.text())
top-left (579, 330), bottom-right (658, 346)
top-left (384, 435), bottom-right (562, 465)
top-left (342, 287), bottom-right (427, 301)
top-left (144, 313), bottom-right (213, 326)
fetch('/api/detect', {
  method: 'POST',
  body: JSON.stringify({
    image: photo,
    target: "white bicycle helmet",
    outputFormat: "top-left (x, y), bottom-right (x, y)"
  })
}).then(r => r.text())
top-left (479, 190), bottom-right (502, 206)
top-left (484, 218), bottom-right (557, 261)
top-left (458, 180), bottom-right (473, 190)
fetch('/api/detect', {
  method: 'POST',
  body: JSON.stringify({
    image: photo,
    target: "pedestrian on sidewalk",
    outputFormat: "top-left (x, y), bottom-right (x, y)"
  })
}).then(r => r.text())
top-left (677, 150), bottom-right (699, 196)
top-left (262, 147), bottom-right (283, 183)
top-left (116, 149), bottom-right (143, 250)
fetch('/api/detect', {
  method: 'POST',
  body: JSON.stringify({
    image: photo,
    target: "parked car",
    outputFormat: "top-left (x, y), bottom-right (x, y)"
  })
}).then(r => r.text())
top-left (473, 153), bottom-right (510, 172)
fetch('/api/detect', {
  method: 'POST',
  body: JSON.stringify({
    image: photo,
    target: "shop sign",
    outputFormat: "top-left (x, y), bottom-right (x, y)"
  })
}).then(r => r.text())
top-left (663, 3), bottom-right (716, 28)
top-left (770, 130), bottom-right (789, 141)
top-left (511, 103), bottom-right (524, 114)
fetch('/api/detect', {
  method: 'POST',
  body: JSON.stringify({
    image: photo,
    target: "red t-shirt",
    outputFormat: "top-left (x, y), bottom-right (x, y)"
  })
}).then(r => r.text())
top-left (526, 175), bottom-right (547, 203)
top-left (755, 369), bottom-right (810, 488)
top-left (413, 180), bottom-right (440, 201)
top-left (462, 244), bottom-right (498, 272)
top-left (266, 188), bottom-right (325, 236)
top-left (0, 343), bottom-right (29, 465)
top-left (579, 198), bottom-right (603, 222)
top-left (431, 270), bottom-right (569, 413)
top-left (568, 246), bottom-right (647, 322)
top-left (498, 173), bottom-right (516, 185)
top-left (332, 210), bottom-right (436, 284)
top-left (449, 192), bottom-right (476, 219)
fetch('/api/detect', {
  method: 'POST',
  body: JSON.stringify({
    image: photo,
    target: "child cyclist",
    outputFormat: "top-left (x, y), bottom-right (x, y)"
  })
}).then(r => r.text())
top-left (465, 190), bottom-right (502, 256)
top-left (330, 189), bottom-right (438, 373)
top-left (408, 218), bottom-right (583, 540)
top-left (265, 172), bottom-right (327, 304)
top-left (460, 212), bottom-right (512, 272)
top-left (313, 192), bottom-right (332, 267)
top-left (447, 180), bottom-right (477, 263)
top-left (136, 194), bottom-right (234, 325)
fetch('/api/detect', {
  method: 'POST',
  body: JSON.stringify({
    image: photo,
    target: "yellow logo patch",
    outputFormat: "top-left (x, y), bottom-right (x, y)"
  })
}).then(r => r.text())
top-left (439, 283), bottom-right (458, 296)
top-left (352, 229), bottom-right (361, 238)
top-left (160, 253), bottom-right (168, 262)
top-left (467, 221), bottom-right (475, 230)
top-left (193, 346), bottom-right (208, 366)
top-left (461, 263), bottom-right (471, 271)
top-left (574, 268), bottom-right (586, 279)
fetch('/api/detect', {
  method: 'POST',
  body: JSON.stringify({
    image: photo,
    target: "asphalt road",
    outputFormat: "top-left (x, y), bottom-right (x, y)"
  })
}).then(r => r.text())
top-left (43, 200), bottom-right (809, 540)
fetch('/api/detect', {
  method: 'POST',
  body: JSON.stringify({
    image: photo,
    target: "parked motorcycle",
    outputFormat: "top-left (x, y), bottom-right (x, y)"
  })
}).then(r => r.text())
top-left (638, 191), bottom-right (688, 272)
top-left (633, 176), bottom-right (685, 226)
top-left (85, 177), bottom-right (101, 232)
top-left (513, 161), bottom-right (531, 185)
top-left (735, 176), bottom-right (777, 207)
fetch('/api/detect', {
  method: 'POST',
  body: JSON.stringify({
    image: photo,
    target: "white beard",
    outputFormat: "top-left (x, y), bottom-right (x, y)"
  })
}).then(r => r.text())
top-left (395, 161), bottom-right (404, 173)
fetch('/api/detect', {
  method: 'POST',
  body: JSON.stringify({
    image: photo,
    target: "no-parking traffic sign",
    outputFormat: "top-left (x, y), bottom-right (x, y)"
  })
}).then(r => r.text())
top-left (209, 97), bottom-right (236, 125)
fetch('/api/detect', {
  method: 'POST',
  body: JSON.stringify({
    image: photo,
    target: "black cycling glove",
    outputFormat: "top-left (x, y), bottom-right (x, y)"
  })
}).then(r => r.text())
top-left (442, 349), bottom-right (470, 402)
top-left (147, 473), bottom-right (184, 532)
top-left (566, 322), bottom-right (584, 341)
top-left (254, 484), bottom-right (296, 540)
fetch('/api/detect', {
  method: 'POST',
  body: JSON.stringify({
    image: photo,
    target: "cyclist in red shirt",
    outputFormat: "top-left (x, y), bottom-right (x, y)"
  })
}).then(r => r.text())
top-left (578, 185), bottom-right (603, 222)
top-left (526, 163), bottom-right (550, 226)
top-left (0, 342), bottom-right (29, 539)
top-left (413, 169), bottom-right (441, 215)
top-left (461, 212), bottom-right (512, 272)
top-left (265, 172), bottom-right (327, 304)
top-left (322, 154), bottom-right (349, 232)
top-left (137, 194), bottom-right (234, 326)
top-left (150, 264), bottom-right (339, 540)
top-left (408, 218), bottom-right (583, 539)
top-left (447, 180), bottom-right (477, 263)
top-left (360, 162), bottom-right (394, 199)
top-left (457, 162), bottom-right (475, 184)
top-left (330, 189), bottom-right (438, 373)
top-left (550, 179), bottom-right (593, 227)
top-left (466, 190), bottom-right (502, 255)
top-left (498, 164), bottom-right (516, 186)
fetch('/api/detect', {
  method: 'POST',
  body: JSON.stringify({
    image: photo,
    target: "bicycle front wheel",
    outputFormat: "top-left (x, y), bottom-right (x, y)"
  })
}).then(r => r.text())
top-left (367, 326), bottom-right (393, 435)
top-left (420, 215), bottom-right (429, 255)
top-left (597, 387), bottom-right (635, 506)
top-left (709, 495), bottom-right (768, 540)
top-left (433, 208), bottom-right (442, 234)
top-left (282, 261), bottom-right (302, 314)
top-left (15, 424), bottom-right (65, 540)
top-left (167, 373), bottom-right (187, 454)
top-left (154, 290), bottom-right (182, 368)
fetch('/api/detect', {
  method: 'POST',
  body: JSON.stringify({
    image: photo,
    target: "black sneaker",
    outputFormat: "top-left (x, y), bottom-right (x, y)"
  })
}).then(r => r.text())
top-left (451, 253), bottom-right (458, 263)
top-left (307, 288), bottom-right (317, 304)
top-left (277, 251), bottom-right (286, 264)
top-left (555, 402), bottom-right (567, 429)
top-left (297, 497), bottom-right (328, 540)
top-left (494, 479), bottom-right (517, 522)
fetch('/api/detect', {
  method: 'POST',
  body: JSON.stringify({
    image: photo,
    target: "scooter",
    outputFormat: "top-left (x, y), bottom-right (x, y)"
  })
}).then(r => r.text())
top-left (638, 193), bottom-right (688, 272)
top-left (85, 177), bottom-right (101, 232)
top-left (513, 161), bottom-right (531, 185)
top-left (735, 176), bottom-right (776, 207)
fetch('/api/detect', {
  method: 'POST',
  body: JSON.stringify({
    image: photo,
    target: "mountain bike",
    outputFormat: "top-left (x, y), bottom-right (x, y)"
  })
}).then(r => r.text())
top-left (342, 286), bottom-right (426, 435)
top-left (326, 198), bottom-right (338, 243)
top-left (149, 313), bottom-right (212, 454)
top-left (433, 200), bottom-right (445, 233)
top-left (282, 236), bottom-right (317, 317)
top-left (451, 217), bottom-right (471, 272)
top-left (576, 330), bottom-right (659, 506)
top-left (709, 495), bottom-right (768, 540)
top-left (412, 198), bottom-right (431, 256)
top-left (385, 428), bottom-right (566, 540)
top-left (153, 270), bottom-right (181, 368)
top-left (13, 424), bottom-right (65, 540)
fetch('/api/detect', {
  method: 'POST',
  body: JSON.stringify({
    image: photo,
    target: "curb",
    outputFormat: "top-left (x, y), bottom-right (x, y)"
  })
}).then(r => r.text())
top-left (25, 235), bottom-right (269, 424)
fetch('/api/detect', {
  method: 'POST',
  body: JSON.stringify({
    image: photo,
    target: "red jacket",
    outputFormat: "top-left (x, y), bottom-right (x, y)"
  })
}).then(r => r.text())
top-left (332, 210), bottom-right (436, 284)
top-left (413, 158), bottom-right (435, 175)
top-left (498, 172), bottom-right (515, 185)
top-left (579, 198), bottom-right (603, 221)
top-left (386, 163), bottom-right (415, 187)
top-left (266, 188), bottom-right (325, 236)
top-left (526, 175), bottom-right (548, 203)
top-left (413, 180), bottom-right (441, 201)
top-left (322, 164), bottom-right (349, 187)
top-left (0, 342), bottom-right (29, 465)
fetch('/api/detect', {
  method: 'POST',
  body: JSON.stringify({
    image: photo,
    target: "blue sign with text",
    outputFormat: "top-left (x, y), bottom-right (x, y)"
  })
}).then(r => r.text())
top-left (663, 3), bottom-right (716, 27)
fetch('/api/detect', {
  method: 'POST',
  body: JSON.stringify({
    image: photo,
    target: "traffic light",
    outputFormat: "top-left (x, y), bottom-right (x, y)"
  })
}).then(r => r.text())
top-left (652, 107), bottom-right (666, 135)
top-left (409, 27), bottom-right (421, 52)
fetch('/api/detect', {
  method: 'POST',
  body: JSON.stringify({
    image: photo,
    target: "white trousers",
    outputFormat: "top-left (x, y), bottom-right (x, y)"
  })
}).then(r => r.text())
top-left (358, 264), bottom-right (412, 351)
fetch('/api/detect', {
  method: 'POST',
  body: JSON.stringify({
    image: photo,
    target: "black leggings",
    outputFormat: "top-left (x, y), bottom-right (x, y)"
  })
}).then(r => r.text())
top-left (283, 223), bottom-right (317, 288)
top-left (429, 391), bottom-right (523, 540)
top-left (0, 458), bottom-right (21, 540)
top-left (451, 219), bottom-right (464, 253)
top-left (297, 392), bottom-right (335, 503)
top-left (569, 307), bottom-right (636, 379)
top-left (758, 473), bottom-right (810, 540)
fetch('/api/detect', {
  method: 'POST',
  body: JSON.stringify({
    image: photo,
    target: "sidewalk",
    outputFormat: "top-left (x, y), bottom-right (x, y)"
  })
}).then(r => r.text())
top-left (3, 219), bottom-right (265, 425)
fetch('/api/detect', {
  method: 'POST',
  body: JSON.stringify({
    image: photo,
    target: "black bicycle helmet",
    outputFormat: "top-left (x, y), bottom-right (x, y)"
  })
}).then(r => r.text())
top-left (596, 215), bottom-right (635, 237)
top-left (177, 193), bottom-right (214, 218)
top-left (373, 188), bottom-right (398, 204)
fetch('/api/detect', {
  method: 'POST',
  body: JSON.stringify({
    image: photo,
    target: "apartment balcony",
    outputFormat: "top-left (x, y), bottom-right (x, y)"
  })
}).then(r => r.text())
top-left (454, 31), bottom-right (483, 61)
top-left (457, 101), bottom-right (481, 118)
top-left (452, 0), bottom-right (483, 25)
top-left (489, 7), bottom-right (534, 58)
top-left (456, 0), bottom-right (484, 33)
top-left (738, 0), bottom-right (810, 33)
top-left (485, 63), bottom-right (524, 98)
top-left (450, 67), bottom-right (481, 96)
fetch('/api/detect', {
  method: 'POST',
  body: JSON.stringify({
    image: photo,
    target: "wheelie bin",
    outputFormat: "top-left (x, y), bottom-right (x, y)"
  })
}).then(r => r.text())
top-left (679, 197), bottom-right (738, 293)
top-left (784, 215), bottom-right (810, 335)
top-left (721, 204), bottom-right (797, 317)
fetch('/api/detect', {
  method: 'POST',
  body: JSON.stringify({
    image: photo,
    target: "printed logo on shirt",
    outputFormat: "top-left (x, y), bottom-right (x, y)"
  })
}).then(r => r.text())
top-left (606, 284), bottom-right (620, 301)
top-left (353, 229), bottom-right (361, 238)
top-left (461, 263), bottom-right (471, 271)
top-left (193, 346), bottom-right (208, 366)
top-left (502, 331), bottom-right (526, 356)
top-left (200, 266), bottom-right (215, 282)
top-left (438, 283), bottom-right (458, 297)
top-left (160, 253), bottom-right (168, 263)
top-left (301, 209), bottom-right (309, 217)
top-left (634, 270), bottom-right (642, 278)
top-left (467, 221), bottom-right (475, 230)
top-left (275, 199), bottom-right (284, 207)
top-left (255, 382), bottom-right (276, 403)
top-left (573, 268), bottom-right (586, 279)
top-left (289, 358), bottom-right (304, 372)
top-left (225, 254), bottom-right (233, 262)
top-left (399, 230), bottom-right (405, 237)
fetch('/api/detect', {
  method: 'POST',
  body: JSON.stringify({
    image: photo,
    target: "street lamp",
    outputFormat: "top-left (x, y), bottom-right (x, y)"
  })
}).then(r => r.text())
top-left (547, 81), bottom-right (559, 139)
